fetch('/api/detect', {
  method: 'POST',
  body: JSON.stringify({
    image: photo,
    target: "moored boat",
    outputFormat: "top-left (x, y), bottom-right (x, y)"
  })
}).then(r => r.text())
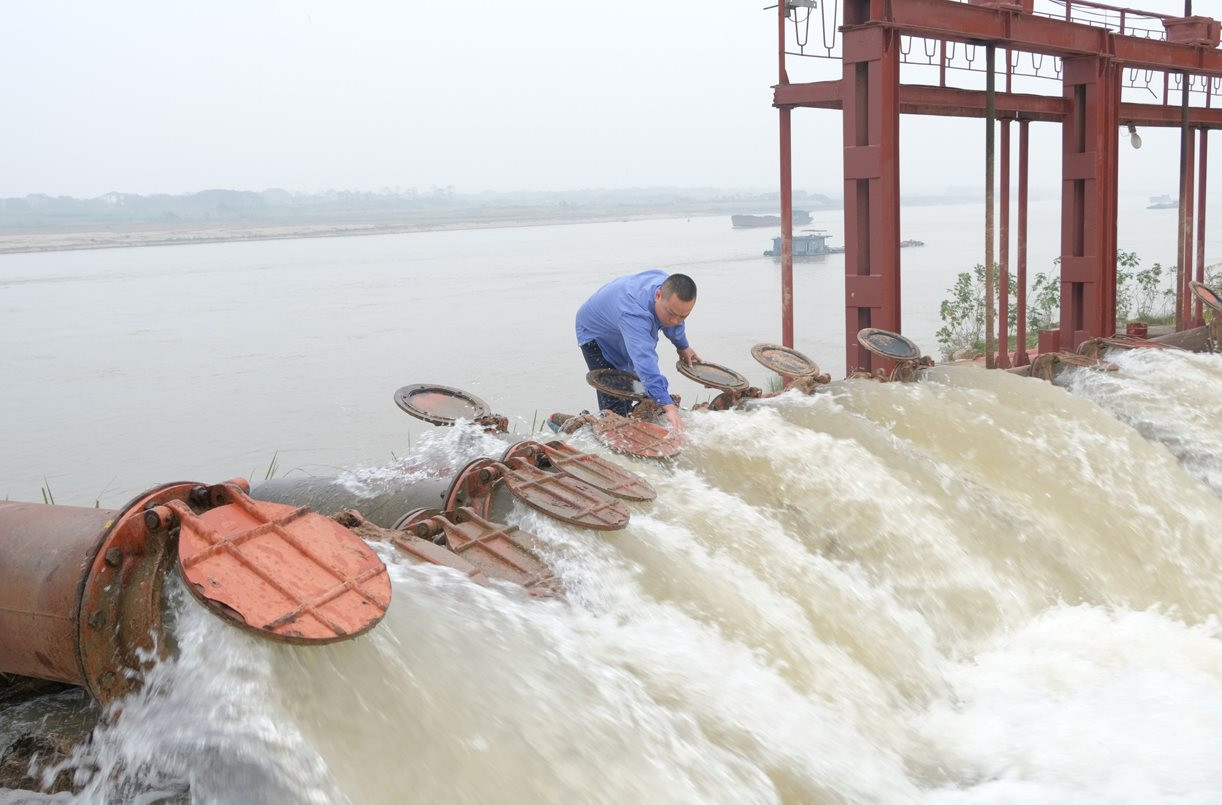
top-left (763, 229), bottom-right (844, 258)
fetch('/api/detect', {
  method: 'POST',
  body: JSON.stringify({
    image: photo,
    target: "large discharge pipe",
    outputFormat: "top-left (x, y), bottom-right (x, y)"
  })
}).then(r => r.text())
top-left (0, 483), bottom-right (193, 701)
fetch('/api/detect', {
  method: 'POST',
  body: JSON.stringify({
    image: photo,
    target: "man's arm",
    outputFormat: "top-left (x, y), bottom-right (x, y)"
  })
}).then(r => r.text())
top-left (676, 346), bottom-right (701, 366)
top-left (664, 322), bottom-right (699, 367)
top-left (620, 311), bottom-right (674, 406)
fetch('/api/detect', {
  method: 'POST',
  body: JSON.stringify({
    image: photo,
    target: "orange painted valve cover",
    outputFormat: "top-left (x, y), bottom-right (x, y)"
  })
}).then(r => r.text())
top-left (173, 496), bottom-right (390, 643)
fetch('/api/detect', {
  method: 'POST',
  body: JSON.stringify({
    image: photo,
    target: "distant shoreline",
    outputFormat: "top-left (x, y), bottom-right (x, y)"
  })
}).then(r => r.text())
top-left (0, 195), bottom-right (998, 256)
top-left (0, 209), bottom-right (724, 255)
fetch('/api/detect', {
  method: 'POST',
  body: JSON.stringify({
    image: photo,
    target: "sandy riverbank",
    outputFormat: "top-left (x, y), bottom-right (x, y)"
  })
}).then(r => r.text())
top-left (0, 205), bottom-right (768, 255)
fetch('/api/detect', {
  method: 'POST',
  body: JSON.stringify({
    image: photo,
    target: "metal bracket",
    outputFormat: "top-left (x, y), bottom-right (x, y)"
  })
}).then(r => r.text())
top-left (397, 507), bottom-right (559, 596)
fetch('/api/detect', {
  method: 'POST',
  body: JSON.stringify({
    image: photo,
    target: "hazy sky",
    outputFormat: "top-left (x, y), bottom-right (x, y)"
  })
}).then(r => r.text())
top-left (0, 1), bottom-right (1208, 198)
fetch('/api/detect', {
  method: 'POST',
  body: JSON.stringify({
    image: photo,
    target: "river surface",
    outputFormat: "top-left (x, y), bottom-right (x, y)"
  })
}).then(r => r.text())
top-left (3, 201), bottom-right (1222, 803)
top-left (0, 196), bottom-right (1210, 506)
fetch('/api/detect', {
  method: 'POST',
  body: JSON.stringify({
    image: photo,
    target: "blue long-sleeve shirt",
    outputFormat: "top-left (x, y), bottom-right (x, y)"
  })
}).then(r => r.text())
top-left (575, 269), bottom-right (689, 406)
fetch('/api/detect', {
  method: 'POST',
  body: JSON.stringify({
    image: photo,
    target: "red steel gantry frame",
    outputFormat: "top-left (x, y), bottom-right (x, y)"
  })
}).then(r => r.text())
top-left (774, 0), bottom-right (1222, 371)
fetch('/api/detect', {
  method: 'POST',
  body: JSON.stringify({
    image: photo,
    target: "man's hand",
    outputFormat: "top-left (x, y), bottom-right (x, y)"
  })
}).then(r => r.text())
top-left (662, 403), bottom-right (685, 435)
top-left (677, 346), bottom-right (700, 367)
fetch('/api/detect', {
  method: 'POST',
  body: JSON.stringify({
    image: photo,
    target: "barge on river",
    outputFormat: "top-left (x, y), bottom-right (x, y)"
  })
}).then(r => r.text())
top-left (763, 230), bottom-right (844, 258)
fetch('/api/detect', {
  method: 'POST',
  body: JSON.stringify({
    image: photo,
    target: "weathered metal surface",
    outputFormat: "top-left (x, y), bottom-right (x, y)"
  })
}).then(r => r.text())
top-left (443, 457), bottom-right (504, 518)
top-left (751, 342), bottom-right (820, 379)
top-left (398, 508), bottom-right (559, 596)
top-left (675, 360), bottom-right (749, 392)
top-left (856, 328), bottom-right (922, 362)
top-left (500, 457), bottom-right (630, 531)
top-left (1190, 280), bottom-right (1222, 314)
top-left (1077, 335), bottom-right (1181, 361)
top-left (1029, 351), bottom-right (1117, 382)
top-left (394, 383), bottom-right (492, 425)
top-left (1, 482), bottom-right (226, 702)
top-left (0, 502), bottom-right (118, 686)
top-left (503, 440), bottom-right (655, 501)
top-left (591, 413), bottom-right (683, 459)
top-left (774, 0), bottom-right (1222, 365)
top-left (167, 484), bottom-right (390, 644)
top-left (840, 15), bottom-right (902, 374)
top-left (77, 482), bottom-right (192, 701)
top-left (1150, 321), bottom-right (1220, 352)
top-left (333, 508), bottom-right (490, 586)
top-left (538, 440), bottom-right (655, 501)
top-left (585, 368), bottom-right (648, 401)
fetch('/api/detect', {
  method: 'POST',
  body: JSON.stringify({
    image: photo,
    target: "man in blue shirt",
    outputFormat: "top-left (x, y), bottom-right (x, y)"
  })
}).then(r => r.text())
top-left (575, 270), bottom-right (700, 433)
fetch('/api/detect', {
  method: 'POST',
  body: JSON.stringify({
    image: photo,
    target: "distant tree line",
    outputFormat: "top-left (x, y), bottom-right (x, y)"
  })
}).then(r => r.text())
top-left (0, 187), bottom-right (840, 229)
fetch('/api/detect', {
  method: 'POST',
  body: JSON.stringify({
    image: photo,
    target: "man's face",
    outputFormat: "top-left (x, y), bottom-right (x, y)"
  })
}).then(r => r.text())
top-left (654, 289), bottom-right (696, 328)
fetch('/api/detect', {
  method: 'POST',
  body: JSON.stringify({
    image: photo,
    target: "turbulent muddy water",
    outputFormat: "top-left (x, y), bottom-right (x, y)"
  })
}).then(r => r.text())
top-left (10, 360), bottom-right (1222, 803)
top-left (4, 210), bottom-right (1222, 802)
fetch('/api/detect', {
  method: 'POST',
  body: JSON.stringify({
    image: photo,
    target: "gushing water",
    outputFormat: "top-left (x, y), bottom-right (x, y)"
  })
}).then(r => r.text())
top-left (26, 363), bottom-right (1222, 803)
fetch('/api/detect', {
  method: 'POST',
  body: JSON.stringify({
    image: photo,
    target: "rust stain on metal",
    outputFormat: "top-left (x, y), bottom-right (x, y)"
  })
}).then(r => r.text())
top-left (501, 457), bottom-right (630, 531)
top-left (171, 486), bottom-right (390, 644)
top-left (77, 482), bottom-right (196, 702)
top-left (539, 440), bottom-right (655, 501)
top-left (396, 507), bottom-right (560, 597)
top-left (503, 440), bottom-right (655, 502)
top-left (442, 457), bottom-right (503, 518)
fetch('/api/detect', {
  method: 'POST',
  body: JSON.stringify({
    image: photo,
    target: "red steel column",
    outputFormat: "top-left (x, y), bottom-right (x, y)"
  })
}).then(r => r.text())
top-left (1060, 57), bottom-right (1120, 348)
top-left (1181, 129), bottom-right (1197, 327)
top-left (841, 3), bottom-right (902, 373)
top-left (999, 118), bottom-right (1012, 368)
top-left (1196, 128), bottom-right (1209, 326)
top-left (778, 0), bottom-right (794, 347)
top-left (780, 108), bottom-right (794, 347)
top-left (1016, 119), bottom-right (1030, 365)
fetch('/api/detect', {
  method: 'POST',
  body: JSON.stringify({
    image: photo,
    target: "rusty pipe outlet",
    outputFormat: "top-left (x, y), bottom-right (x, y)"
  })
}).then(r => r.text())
top-left (0, 482), bottom-right (208, 702)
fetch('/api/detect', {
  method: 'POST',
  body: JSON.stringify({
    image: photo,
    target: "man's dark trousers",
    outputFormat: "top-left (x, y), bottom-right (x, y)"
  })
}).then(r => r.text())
top-left (580, 341), bottom-right (633, 415)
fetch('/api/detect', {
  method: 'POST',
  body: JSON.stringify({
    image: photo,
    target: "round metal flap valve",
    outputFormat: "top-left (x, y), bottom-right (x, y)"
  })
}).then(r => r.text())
top-left (856, 328), bottom-right (922, 361)
top-left (175, 496), bottom-right (391, 644)
top-left (675, 360), bottom-right (749, 391)
top-left (540, 440), bottom-right (656, 501)
top-left (394, 383), bottom-right (491, 425)
top-left (586, 369), bottom-right (648, 400)
top-left (501, 458), bottom-right (631, 531)
top-left (1190, 280), bottom-right (1222, 313)
top-left (593, 415), bottom-right (683, 459)
top-left (750, 343), bottom-right (820, 378)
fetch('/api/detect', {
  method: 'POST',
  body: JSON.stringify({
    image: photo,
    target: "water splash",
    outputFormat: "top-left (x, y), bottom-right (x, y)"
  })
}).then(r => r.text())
top-left (19, 366), bottom-right (1222, 803)
top-left (1065, 349), bottom-right (1222, 496)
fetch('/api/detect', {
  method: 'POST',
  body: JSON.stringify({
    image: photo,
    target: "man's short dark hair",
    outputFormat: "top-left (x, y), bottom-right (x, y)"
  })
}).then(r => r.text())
top-left (660, 273), bottom-right (697, 302)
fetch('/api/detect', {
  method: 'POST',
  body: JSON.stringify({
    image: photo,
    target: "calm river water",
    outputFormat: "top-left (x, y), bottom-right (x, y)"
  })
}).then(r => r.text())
top-left (3, 199), bottom-right (1222, 803)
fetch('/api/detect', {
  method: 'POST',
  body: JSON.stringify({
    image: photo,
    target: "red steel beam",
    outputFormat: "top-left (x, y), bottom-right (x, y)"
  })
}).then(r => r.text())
top-left (776, 83), bottom-right (1222, 128)
top-left (855, 0), bottom-right (1222, 77)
